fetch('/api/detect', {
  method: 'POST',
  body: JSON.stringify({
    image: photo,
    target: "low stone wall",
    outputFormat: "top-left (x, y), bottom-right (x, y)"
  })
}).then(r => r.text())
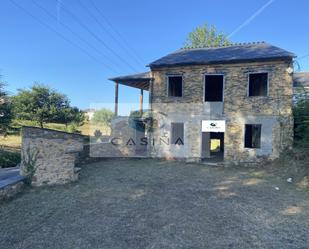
top-left (21, 127), bottom-right (85, 186)
top-left (0, 181), bottom-right (24, 201)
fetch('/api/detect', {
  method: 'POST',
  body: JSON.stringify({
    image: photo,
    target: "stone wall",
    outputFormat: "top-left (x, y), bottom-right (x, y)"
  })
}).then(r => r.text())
top-left (21, 127), bottom-right (85, 186)
top-left (0, 181), bottom-right (24, 201)
top-left (150, 60), bottom-right (294, 163)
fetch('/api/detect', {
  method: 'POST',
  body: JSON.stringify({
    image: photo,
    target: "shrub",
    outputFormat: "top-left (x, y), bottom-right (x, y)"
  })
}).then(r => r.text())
top-left (65, 123), bottom-right (81, 133)
top-left (0, 82), bottom-right (13, 136)
top-left (293, 96), bottom-right (309, 147)
top-left (0, 150), bottom-right (21, 168)
top-left (21, 147), bottom-right (39, 186)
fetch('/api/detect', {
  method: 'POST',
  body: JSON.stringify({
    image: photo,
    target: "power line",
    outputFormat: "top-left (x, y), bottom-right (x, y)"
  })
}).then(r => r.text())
top-left (228, 0), bottom-right (275, 38)
top-left (31, 0), bottom-right (123, 73)
top-left (298, 54), bottom-right (309, 60)
top-left (77, 0), bottom-right (144, 68)
top-left (9, 0), bottom-right (118, 74)
top-left (87, 0), bottom-right (146, 66)
top-left (60, 2), bottom-right (138, 73)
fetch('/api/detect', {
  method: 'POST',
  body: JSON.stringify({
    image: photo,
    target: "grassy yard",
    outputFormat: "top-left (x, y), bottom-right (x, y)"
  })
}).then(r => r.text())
top-left (0, 135), bottom-right (21, 148)
top-left (0, 159), bottom-right (308, 249)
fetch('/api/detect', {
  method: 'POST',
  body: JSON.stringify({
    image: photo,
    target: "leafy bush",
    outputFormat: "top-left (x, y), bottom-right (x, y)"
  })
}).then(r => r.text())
top-left (0, 81), bottom-right (13, 136)
top-left (293, 95), bottom-right (309, 147)
top-left (65, 123), bottom-right (81, 134)
top-left (22, 147), bottom-right (39, 186)
top-left (0, 150), bottom-right (21, 168)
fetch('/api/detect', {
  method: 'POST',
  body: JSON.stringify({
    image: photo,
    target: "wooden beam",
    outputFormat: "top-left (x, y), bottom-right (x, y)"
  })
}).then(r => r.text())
top-left (114, 82), bottom-right (119, 116)
top-left (140, 89), bottom-right (143, 114)
top-left (149, 77), bottom-right (153, 112)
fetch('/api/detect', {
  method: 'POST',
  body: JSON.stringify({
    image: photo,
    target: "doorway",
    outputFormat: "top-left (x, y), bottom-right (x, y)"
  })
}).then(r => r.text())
top-left (201, 132), bottom-right (224, 162)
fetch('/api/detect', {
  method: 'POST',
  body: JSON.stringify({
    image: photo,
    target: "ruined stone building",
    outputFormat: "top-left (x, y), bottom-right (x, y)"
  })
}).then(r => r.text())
top-left (110, 42), bottom-right (295, 163)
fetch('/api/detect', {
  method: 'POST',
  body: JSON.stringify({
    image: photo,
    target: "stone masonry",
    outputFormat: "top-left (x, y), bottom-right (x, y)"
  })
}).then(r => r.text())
top-left (149, 60), bottom-right (294, 163)
top-left (21, 127), bottom-right (85, 186)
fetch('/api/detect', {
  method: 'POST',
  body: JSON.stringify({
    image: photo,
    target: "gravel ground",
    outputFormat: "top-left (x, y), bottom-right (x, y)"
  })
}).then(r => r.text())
top-left (0, 159), bottom-right (308, 249)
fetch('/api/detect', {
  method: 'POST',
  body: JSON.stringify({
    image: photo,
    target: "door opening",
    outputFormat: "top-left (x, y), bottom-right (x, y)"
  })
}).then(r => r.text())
top-left (201, 132), bottom-right (224, 162)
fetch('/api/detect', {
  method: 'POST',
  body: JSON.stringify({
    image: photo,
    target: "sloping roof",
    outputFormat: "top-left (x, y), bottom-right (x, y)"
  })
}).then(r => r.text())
top-left (148, 42), bottom-right (295, 68)
top-left (109, 72), bottom-right (152, 90)
top-left (293, 72), bottom-right (309, 88)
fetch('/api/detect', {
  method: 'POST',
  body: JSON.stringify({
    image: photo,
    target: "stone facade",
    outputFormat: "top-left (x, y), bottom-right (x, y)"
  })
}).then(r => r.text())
top-left (21, 127), bottom-right (85, 186)
top-left (149, 60), bottom-right (294, 163)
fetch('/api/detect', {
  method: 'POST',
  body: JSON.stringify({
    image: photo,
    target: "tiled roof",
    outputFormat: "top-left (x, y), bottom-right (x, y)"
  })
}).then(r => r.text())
top-left (148, 42), bottom-right (295, 68)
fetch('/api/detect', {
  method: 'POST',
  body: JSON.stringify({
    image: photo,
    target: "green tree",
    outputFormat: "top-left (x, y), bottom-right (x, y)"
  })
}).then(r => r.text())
top-left (293, 95), bottom-right (309, 147)
top-left (184, 24), bottom-right (231, 48)
top-left (92, 108), bottom-right (114, 126)
top-left (0, 81), bottom-right (12, 135)
top-left (12, 84), bottom-right (82, 128)
top-left (57, 107), bottom-right (85, 128)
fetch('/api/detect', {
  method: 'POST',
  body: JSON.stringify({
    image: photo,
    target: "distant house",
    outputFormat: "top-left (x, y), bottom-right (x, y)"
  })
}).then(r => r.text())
top-left (84, 109), bottom-right (96, 121)
top-left (110, 42), bottom-right (296, 163)
top-left (293, 72), bottom-right (309, 89)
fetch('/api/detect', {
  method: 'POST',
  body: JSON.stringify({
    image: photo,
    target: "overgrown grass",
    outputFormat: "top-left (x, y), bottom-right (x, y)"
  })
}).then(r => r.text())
top-left (270, 148), bottom-right (309, 188)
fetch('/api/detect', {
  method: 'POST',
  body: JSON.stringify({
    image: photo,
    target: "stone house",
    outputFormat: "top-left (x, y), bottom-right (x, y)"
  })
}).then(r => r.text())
top-left (84, 108), bottom-right (96, 121)
top-left (110, 42), bottom-right (295, 163)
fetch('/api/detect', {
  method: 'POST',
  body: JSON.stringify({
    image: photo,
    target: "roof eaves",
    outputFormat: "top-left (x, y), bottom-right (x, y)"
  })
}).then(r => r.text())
top-left (109, 77), bottom-right (153, 82)
top-left (148, 56), bottom-right (294, 69)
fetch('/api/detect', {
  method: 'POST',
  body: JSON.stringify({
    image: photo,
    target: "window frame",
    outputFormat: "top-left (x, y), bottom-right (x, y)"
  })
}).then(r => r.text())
top-left (166, 75), bottom-right (183, 98)
top-left (203, 73), bottom-right (225, 102)
top-left (171, 122), bottom-right (184, 146)
top-left (247, 72), bottom-right (269, 97)
top-left (244, 124), bottom-right (262, 149)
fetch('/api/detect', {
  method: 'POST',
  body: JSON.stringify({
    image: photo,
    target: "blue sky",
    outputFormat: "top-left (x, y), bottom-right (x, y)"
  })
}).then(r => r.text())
top-left (1, 0), bottom-right (309, 113)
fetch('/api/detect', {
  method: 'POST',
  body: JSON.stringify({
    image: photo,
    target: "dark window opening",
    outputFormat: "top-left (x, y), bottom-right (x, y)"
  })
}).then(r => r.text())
top-left (171, 122), bottom-right (184, 145)
top-left (244, 124), bottom-right (262, 148)
top-left (205, 75), bottom-right (223, 102)
top-left (249, 73), bottom-right (268, 96)
top-left (168, 76), bottom-right (182, 97)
